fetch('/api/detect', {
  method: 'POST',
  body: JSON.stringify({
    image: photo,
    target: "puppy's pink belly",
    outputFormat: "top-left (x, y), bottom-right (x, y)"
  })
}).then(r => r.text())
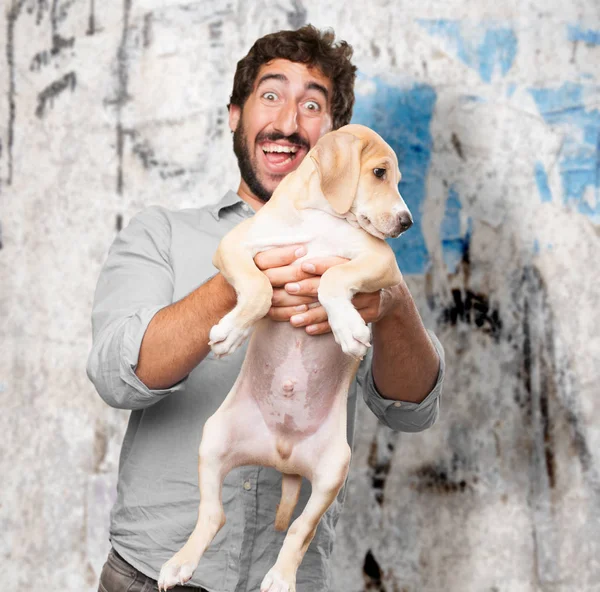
top-left (237, 320), bottom-right (352, 437)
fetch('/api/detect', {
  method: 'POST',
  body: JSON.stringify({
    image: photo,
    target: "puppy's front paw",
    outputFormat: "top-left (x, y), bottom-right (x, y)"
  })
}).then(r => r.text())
top-left (209, 312), bottom-right (250, 357)
top-left (329, 308), bottom-right (371, 360)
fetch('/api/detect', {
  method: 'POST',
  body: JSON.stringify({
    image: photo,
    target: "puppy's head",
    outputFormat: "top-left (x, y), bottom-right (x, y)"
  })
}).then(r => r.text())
top-left (309, 124), bottom-right (412, 239)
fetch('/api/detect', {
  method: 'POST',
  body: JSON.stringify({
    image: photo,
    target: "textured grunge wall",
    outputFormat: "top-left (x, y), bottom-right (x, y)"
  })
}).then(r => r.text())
top-left (1, 1), bottom-right (599, 590)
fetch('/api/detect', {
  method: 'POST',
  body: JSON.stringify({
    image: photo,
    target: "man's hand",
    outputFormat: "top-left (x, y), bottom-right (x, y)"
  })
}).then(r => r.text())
top-left (254, 246), bottom-right (404, 336)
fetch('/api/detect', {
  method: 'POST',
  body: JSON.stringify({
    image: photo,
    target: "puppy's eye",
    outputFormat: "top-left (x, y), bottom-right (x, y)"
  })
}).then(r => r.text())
top-left (373, 168), bottom-right (386, 179)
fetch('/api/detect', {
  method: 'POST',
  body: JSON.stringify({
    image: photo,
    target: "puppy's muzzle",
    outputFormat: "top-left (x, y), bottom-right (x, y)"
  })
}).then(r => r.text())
top-left (394, 211), bottom-right (413, 236)
top-left (380, 211), bottom-right (413, 238)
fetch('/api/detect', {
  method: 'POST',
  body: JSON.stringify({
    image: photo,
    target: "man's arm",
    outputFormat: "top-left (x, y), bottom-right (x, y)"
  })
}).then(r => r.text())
top-left (370, 280), bottom-right (440, 403)
top-left (135, 273), bottom-right (236, 389)
top-left (87, 206), bottom-right (235, 409)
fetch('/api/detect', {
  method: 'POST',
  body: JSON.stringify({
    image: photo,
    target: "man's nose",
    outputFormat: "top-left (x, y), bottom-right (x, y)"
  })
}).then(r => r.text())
top-left (273, 103), bottom-right (299, 136)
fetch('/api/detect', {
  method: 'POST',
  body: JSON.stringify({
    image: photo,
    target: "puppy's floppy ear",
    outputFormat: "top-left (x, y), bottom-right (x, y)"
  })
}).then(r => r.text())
top-left (310, 131), bottom-right (364, 215)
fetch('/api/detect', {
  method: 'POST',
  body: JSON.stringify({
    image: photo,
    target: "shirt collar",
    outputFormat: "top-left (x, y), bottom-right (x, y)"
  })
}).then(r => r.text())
top-left (209, 190), bottom-right (245, 221)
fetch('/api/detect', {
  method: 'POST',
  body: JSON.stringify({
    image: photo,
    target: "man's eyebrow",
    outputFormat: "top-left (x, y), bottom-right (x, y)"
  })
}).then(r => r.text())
top-left (306, 81), bottom-right (329, 101)
top-left (256, 73), bottom-right (329, 102)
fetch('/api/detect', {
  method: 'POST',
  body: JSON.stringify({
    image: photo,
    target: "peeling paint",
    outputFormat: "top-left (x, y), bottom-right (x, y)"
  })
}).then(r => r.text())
top-left (353, 76), bottom-right (436, 274)
top-left (530, 83), bottom-right (600, 223)
top-left (568, 24), bottom-right (600, 46)
top-left (417, 19), bottom-right (518, 82)
top-left (440, 187), bottom-right (472, 274)
top-left (534, 161), bottom-right (552, 203)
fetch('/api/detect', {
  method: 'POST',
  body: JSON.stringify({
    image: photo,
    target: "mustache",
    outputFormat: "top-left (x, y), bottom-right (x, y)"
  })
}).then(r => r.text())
top-left (256, 131), bottom-right (310, 150)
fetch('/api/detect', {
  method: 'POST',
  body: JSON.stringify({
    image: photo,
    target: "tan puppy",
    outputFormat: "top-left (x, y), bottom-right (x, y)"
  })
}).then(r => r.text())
top-left (158, 124), bottom-right (413, 592)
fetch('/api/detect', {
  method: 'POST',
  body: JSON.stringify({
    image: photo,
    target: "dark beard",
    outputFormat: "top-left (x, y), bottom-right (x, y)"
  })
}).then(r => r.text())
top-left (232, 121), bottom-right (310, 203)
top-left (232, 124), bottom-right (272, 203)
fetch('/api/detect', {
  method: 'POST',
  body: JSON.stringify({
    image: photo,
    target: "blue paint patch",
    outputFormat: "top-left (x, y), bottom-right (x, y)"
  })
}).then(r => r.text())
top-left (530, 83), bottom-right (599, 223)
top-left (534, 161), bottom-right (552, 202)
top-left (418, 19), bottom-right (518, 82)
top-left (533, 239), bottom-right (540, 254)
top-left (568, 24), bottom-right (600, 45)
top-left (440, 187), bottom-right (472, 273)
top-left (352, 75), bottom-right (437, 274)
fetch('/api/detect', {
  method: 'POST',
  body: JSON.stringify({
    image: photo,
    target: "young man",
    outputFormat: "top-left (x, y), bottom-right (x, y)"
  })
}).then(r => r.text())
top-left (88, 25), bottom-right (444, 592)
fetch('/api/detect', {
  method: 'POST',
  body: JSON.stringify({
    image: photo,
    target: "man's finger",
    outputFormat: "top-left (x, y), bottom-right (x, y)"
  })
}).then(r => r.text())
top-left (271, 288), bottom-right (318, 307)
top-left (267, 305), bottom-right (309, 322)
top-left (254, 245), bottom-right (306, 271)
top-left (299, 256), bottom-right (348, 275)
top-left (264, 265), bottom-right (313, 287)
top-left (305, 320), bottom-right (331, 335)
top-left (289, 305), bottom-right (328, 328)
top-left (284, 277), bottom-right (320, 297)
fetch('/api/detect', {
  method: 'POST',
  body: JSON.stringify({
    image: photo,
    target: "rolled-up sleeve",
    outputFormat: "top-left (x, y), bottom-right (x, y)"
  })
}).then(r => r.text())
top-left (359, 330), bottom-right (445, 432)
top-left (86, 206), bottom-right (188, 410)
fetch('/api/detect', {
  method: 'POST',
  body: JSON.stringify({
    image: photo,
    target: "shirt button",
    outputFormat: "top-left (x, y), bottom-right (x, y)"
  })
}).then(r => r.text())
top-left (243, 480), bottom-right (252, 490)
top-left (393, 401), bottom-right (402, 408)
top-left (241, 203), bottom-right (250, 213)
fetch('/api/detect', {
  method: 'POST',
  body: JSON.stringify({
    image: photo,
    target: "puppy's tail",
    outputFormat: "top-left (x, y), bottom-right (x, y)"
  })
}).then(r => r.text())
top-left (275, 473), bottom-right (303, 531)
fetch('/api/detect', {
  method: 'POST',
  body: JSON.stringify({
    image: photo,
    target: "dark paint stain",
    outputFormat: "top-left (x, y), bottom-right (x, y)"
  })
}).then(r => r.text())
top-left (388, 45), bottom-right (397, 68)
top-left (414, 465), bottom-right (469, 493)
top-left (209, 19), bottom-right (222, 45)
top-left (115, 214), bottom-right (123, 232)
top-left (35, 71), bottom-right (77, 118)
top-left (87, 0), bottom-right (96, 35)
top-left (440, 289), bottom-right (502, 341)
top-left (92, 422), bottom-right (108, 472)
top-left (6, 1), bottom-right (27, 186)
top-left (34, 0), bottom-right (49, 25)
top-left (367, 429), bottom-right (397, 506)
top-left (114, 0), bottom-right (132, 195)
top-left (371, 41), bottom-right (381, 57)
top-left (131, 135), bottom-right (189, 180)
top-left (30, 34), bottom-right (75, 71)
top-left (517, 267), bottom-right (557, 489)
top-left (143, 12), bottom-right (153, 47)
top-left (363, 550), bottom-right (386, 591)
top-left (412, 458), bottom-right (476, 494)
top-left (287, 0), bottom-right (307, 29)
top-left (451, 132), bottom-right (465, 160)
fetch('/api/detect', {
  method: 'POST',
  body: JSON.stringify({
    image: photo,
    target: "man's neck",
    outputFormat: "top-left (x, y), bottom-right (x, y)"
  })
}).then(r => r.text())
top-left (236, 182), bottom-right (266, 212)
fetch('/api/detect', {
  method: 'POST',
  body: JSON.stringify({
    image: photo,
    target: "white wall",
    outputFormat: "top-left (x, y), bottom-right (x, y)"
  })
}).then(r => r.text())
top-left (1, 1), bottom-right (598, 590)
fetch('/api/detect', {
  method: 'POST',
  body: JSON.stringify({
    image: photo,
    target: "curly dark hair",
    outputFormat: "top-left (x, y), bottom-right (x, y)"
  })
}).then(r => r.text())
top-left (228, 25), bottom-right (357, 130)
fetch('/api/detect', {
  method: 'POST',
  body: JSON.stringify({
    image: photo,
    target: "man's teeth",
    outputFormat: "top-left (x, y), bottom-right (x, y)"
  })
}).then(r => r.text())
top-left (262, 144), bottom-right (299, 154)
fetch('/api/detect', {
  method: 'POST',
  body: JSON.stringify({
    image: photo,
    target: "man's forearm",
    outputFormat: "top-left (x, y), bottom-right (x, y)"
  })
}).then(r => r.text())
top-left (371, 280), bottom-right (440, 403)
top-left (136, 273), bottom-right (236, 389)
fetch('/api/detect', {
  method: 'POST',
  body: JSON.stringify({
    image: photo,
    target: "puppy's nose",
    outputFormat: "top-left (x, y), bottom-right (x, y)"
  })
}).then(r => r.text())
top-left (397, 212), bottom-right (413, 232)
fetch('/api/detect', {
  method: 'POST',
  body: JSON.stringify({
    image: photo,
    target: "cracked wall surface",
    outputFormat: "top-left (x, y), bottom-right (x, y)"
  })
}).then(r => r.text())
top-left (1, 1), bottom-right (599, 590)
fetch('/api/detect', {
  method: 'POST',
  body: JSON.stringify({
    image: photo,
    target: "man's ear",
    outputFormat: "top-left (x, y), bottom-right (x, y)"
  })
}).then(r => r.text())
top-left (309, 131), bottom-right (364, 215)
top-left (229, 104), bottom-right (241, 133)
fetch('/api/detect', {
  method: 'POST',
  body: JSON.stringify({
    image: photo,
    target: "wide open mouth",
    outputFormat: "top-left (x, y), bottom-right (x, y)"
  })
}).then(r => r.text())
top-left (258, 139), bottom-right (308, 175)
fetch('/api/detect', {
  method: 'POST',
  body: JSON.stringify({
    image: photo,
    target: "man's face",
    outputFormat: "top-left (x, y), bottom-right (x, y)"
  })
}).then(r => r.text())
top-left (229, 59), bottom-right (333, 202)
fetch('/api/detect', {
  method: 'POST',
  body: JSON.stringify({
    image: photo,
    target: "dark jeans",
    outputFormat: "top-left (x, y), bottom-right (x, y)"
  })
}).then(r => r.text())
top-left (98, 548), bottom-right (208, 592)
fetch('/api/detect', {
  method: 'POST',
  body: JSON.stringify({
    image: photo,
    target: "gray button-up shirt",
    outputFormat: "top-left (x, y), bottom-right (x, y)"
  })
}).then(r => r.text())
top-left (86, 190), bottom-right (445, 592)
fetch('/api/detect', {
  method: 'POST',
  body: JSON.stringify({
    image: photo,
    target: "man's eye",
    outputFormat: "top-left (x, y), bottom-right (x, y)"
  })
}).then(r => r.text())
top-left (263, 92), bottom-right (278, 101)
top-left (305, 100), bottom-right (321, 111)
top-left (373, 168), bottom-right (386, 179)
